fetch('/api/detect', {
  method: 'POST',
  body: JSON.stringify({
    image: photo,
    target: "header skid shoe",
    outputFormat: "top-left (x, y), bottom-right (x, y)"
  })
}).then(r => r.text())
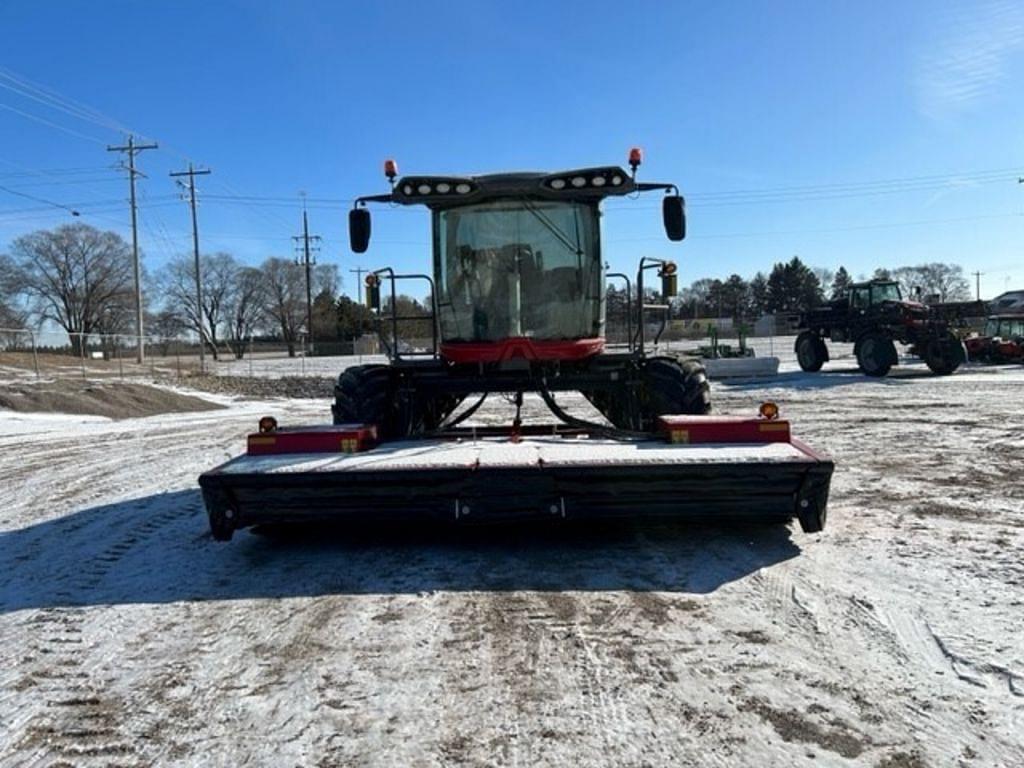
top-left (198, 415), bottom-right (833, 541)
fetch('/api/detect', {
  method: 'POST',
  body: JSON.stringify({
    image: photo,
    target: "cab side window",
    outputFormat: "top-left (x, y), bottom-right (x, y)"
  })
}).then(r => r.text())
top-left (850, 288), bottom-right (868, 309)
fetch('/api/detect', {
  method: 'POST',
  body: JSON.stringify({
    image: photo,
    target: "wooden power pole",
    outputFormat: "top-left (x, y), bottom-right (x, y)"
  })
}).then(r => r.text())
top-left (293, 198), bottom-right (321, 355)
top-left (170, 163), bottom-right (212, 371)
top-left (107, 135), bottom-right (158, 363)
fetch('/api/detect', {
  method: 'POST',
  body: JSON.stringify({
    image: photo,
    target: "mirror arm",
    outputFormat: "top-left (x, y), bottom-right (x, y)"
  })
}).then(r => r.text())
top-left (354, 193), bottom-right (395, 208)
top-left (635, 182), bottom-right (678, 195)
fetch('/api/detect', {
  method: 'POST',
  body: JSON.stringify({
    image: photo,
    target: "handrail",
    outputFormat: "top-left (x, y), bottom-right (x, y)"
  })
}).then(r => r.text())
top-left (372, 267), bottom-right (439, 359)
top-left (606, 272), bottom-right (633, 351)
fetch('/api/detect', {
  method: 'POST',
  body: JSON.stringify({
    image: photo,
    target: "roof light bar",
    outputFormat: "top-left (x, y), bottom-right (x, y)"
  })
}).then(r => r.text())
top-left (540, 167), bottom-right (636, 195)
top-left (392, 177), bottom-right (479, 202)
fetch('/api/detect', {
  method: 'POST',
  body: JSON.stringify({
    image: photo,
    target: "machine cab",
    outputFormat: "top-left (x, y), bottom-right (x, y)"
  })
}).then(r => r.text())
top-left (433, 198), bottom-right (602, 345)
top-left (987, 316), bottom-right (1024, 341)
top-left (351, 156), bottom-right (686, 363)
top-left (850, 281), bottom-right (902, 309)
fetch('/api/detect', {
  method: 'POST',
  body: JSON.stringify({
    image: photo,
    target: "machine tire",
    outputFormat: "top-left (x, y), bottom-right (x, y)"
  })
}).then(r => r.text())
top-left (639, 357), bottom-right (712, 427)
top-left (856, 333), bottom-right (896, 377)
top-left (922, 335), bottom-right (965, 375)
top-left (584, 358), bottom-right (710, 432)
top-left (333, 364), bottom-right (462, 438)
top-left (795, 331), bottom-right (828, 372)
top-left (332, 364), bottom-right (401, 436)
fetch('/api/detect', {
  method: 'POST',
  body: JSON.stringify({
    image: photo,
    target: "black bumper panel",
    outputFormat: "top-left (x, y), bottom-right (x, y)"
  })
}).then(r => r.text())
top-left (199, 451), bottom-right (834, 540)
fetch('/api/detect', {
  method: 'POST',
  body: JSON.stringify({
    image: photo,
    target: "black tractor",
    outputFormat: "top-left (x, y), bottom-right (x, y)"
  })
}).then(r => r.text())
top-left (793, 280), bottom-right (966, 377)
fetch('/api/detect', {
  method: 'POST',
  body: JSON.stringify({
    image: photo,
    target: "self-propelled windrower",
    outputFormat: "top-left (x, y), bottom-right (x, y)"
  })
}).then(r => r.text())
top-left (199, 150), bottom-right (833, 540)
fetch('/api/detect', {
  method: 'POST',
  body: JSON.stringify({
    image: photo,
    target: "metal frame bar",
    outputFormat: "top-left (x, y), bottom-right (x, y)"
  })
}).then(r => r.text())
top-left (372, 267), bottom-right (439, 360)
top-left (606, 272), bottom-right (633, 351)
top-left (636, 257), bottom-right (671, 354)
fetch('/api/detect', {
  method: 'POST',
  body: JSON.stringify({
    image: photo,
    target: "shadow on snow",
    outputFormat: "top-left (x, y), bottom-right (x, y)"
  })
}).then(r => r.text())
top-left (720, 367), bottom-right (936, 391)
top-left (0, 488), bottom-right (801, 612)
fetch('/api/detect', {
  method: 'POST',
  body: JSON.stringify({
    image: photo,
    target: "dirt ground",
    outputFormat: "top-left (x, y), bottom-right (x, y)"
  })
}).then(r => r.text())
top-left (0, 355), bottom-right (1021, 767)
top-left (0, 380), bottom-right (224, 419)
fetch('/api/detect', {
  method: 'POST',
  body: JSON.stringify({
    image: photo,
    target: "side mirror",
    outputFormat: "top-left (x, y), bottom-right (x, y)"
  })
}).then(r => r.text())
top-left (349, 208), bottom-right (371, 253)
top-left (663, 195), bottom-right (686, 241)
top-left (365, 275), bottom-right (381, 311)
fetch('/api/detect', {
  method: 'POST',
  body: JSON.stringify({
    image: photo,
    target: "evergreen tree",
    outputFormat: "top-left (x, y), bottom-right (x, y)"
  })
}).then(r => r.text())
top-left (831, 266), bottom-right (853, 297)
top-left (766, 256), bottom-right (823, 312)
top-left (749, 271), bottom-right (769, 315)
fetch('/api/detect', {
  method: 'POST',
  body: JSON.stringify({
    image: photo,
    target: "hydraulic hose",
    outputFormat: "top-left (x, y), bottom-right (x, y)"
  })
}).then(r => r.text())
top-left (537, 383), bottom-right (651, 442)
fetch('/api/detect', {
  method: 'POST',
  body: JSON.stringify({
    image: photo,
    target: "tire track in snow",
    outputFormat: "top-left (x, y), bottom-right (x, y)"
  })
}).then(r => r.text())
top-left (9, 608), bottom-right (140, 768)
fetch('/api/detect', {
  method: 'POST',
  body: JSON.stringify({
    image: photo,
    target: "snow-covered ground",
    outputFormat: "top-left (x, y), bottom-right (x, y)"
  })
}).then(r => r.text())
top-left (1, 362), bottom-right (1022, 767)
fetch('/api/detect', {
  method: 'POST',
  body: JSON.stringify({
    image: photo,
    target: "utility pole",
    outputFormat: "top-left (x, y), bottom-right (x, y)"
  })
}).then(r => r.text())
top-left (293, 196), bottom-right (321, 356)
top-left (972, 271), bottom-right (983, 301)
top-left (107, 135), bottom-right (158, 363)
top-left (349, 266), bottom-right (368, 296)
top-left (170, 163), bottom-right (212, 371)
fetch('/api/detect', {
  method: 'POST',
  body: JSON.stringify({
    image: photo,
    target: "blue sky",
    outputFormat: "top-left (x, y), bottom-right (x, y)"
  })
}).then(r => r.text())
top-left (1, 0), bottom-right (1023, 299)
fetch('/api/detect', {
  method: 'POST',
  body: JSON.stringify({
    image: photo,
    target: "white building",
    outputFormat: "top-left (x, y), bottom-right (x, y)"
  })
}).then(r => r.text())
top-left (991, 290), bottom-right (1024, 313)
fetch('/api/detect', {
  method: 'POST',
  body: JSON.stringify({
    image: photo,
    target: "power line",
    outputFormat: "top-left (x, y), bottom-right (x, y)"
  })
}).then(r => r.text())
top-left (0, 66), bottom-right (132, 135)
top-left (604, 211), bottom-right (1022, 242)
top-left (0, 157), bottom-right (145, 223)
top-left (0, 183), bottom-right (80, 217)
top-left (0, 166), bottom-right (115, 179)
top-left (0, 101), bottom-right (109, 145)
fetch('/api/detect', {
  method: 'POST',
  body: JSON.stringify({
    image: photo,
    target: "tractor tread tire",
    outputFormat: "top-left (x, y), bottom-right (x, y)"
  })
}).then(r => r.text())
top-left (795, 331), bottom-right (828, 372)
top-left (922, 335), bottom-right (965, 376)
top-left (856, 332), bottom-right (896, 377)
top-left (583, 357), bottom-right (711, 432)
top-left (332, 364), bottom-right (398, 435)
top-left (332, 364), bottom-right (463, 438)
top-left (636, 357), bottom-right (712, 431)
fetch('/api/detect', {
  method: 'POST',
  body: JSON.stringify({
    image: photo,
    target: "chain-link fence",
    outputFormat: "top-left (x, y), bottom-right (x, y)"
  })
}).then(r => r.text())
top-left (0, 327), bottom-right (41, 378)
top-left (0, 328), bottom-right (390, 381)
top-left (1, 318), bottom-right (799, 384)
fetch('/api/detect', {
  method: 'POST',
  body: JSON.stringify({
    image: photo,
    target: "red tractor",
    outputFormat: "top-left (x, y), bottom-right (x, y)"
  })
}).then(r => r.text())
top-left (338, 150), bottom-right (710, 436)
top-left (965, 315), bottom-right (1024, 363)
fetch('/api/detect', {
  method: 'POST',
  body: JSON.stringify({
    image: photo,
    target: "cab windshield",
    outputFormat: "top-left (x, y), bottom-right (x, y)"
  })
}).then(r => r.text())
top-left (434, 200), bottom-right (602, 342)
top-left (996, 319), bottom-right (1024, 338)
top-left (872, 282), bottom-right (902, 303)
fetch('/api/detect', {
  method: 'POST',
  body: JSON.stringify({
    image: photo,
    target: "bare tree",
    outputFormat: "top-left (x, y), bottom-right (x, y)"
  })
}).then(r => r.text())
top-left (914, 262), bottom-right (971, 303)
top-left (225, 266), bottom-right (266, 358)
top-left (7, 224), bottom-right (134, 354)
top-left (260, 257), bottom-right (306, 357)
top-left (147, 309), bottom-right (188, 356)
top-left (315, 263), bottom-right (340, 298)
top-left (158, 252), bottom-right (241, 360)
top-left (257, 259), bottom-right (339, 356)
top-left (0, 254), bottom-right (27, 328)
top-left (891, 263), bottom-right (971, 303)
top-left (813, 267), bottom-right (835, 296)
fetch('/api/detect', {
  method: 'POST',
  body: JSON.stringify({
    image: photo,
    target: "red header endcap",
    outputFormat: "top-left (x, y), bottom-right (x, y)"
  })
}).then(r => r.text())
top-left (628, 147), bottom-right (643, 168)
top-left (384, 159), bottom-right (398, 179)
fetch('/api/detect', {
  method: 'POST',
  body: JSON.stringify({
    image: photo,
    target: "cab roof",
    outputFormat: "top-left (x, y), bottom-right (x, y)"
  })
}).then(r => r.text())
top-left (388, 166), bottom-right (638, 207)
